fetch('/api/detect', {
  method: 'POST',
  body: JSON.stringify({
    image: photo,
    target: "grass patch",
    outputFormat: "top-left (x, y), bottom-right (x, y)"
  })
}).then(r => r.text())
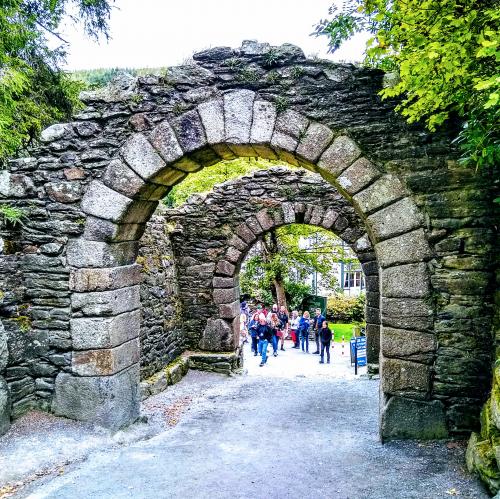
top-left (329, 323), bottom-right (356, 343)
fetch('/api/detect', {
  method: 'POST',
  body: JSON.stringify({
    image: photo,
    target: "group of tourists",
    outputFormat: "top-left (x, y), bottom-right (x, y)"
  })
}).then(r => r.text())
top-left (240, 302), bottom-right (333, 367)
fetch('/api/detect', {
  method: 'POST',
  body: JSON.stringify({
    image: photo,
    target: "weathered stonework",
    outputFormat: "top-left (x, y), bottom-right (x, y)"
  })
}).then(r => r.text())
top-left (0, 41), bottom-right (496, 443)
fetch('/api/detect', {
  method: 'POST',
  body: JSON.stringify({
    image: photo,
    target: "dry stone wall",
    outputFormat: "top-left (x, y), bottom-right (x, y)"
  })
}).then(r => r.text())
top-left (0, 40), bottom-right (496, 439)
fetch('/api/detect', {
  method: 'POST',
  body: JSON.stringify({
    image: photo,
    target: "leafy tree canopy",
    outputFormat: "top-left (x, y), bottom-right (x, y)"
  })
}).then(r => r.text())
top-left (0, 0), bottom-right (113, 163)
top-left (314, 0), bottom-right (499, 175)
top-left (163, 157), bottom-right (281, 207)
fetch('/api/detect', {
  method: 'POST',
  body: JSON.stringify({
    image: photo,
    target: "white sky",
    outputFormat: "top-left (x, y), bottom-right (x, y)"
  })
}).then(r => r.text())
top-left (59, 0), bottom-right (368, 70)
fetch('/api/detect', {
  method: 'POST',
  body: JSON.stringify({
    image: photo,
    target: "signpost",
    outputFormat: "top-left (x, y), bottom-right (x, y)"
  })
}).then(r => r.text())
top-left (350, 336), bottom-right (367, 374)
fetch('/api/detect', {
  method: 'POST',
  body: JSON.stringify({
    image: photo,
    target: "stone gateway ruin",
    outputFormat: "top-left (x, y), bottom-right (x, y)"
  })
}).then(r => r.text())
top-left (0, 42), bottom-right (497, 449)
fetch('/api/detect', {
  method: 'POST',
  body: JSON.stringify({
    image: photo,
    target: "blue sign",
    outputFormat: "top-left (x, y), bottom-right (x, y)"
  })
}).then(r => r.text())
top-left (350, 337), bottom-right (367, 367)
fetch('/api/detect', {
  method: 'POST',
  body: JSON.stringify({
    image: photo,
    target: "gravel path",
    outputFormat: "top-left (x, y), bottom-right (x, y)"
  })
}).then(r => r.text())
top-left (1, 342), bottom-right (489, 498)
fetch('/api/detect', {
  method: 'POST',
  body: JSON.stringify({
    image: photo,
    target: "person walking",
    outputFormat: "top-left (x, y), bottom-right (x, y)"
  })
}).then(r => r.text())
top-left (319, 320), bottom-right (333, 364)
top-left (290, 311), bottom-right (300, 348)
top-left (269, 312), bottom-right (282, 357)
top-left (277, 305), bottom-right (289, 351)
top-left (256, 313), bottom-right (273, 367)
top-left (298, 311), bottom-right (311, 353)
top-left (248, 312), bottom-right (260, 356)
top-left (312, 308), bottom-right (326, 355)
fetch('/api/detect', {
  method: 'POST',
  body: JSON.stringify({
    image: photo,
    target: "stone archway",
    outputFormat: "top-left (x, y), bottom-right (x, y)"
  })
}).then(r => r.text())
top-left (1, 42), bottom-right (494, 441)
top-left (55, 88), bottom-right (437, 439)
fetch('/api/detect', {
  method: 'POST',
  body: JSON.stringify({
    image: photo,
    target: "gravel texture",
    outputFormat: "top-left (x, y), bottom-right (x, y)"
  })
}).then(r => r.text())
top-left (1, 343), bottom-right (488, 498)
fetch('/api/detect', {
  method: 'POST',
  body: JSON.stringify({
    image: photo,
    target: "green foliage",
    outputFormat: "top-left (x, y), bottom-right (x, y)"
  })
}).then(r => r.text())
top-left (275, 96), bottom-right (289, 113)
top-left (70, 67), bottom-right (166, 89)
top-left (0, 0), bottom-right (112, 163)
top-left (0, 204), bottom-right (26, 226)
top-left (240, 225), bottom-right (353, 307)
top-left (263, 48), bottom-right (280, 68)
top-left (314, 1), bottom-right (500, 177)
top-left (163, 158), bottom-right (279, 207)
top-left (327, 293), bottom-right (365, 323)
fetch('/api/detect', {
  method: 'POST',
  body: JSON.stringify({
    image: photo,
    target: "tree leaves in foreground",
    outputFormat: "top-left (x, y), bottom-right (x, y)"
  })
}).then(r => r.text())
top-left (0, 0), bottom-right (113, 163)
top-left (314, 0), bottom-right (499, 178)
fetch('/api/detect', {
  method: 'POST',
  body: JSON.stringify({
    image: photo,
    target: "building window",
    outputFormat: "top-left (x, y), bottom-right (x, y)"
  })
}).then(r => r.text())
top-left (344, 271), bottom-right (363, 289)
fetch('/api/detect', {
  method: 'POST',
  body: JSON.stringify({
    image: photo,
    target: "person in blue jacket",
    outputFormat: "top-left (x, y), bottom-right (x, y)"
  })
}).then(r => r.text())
top-left (248, 312), bottom-right (260, 356)
top-left (255, 313), bottom-right (273, 367)
top-left (298, 311), bottom-right (311, 353)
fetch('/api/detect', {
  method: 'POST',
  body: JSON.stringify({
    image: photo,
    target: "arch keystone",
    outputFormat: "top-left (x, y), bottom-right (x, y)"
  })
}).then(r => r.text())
top-left (224, 89), bottom-right (255, 144)
top-left (250, 100), bottom-right (277, 144)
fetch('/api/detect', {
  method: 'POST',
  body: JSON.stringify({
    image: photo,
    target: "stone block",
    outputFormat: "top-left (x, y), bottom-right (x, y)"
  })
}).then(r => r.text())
top-left (67, 239), bottom-right (138, 268)
top-left (366, 324), bottom-right (380, 364)
top-left (381, 263), bottom-right (430, 298)
top-left (296, 122), bottom-right (333, 163)
top-left (40, 123), bottom-right (73, 142)
top-left (212, 143), bottom-right (237, 160)
top-left (317, 136), bottom-right (361, 177)
top-left (216, 260), bottom-right (236, 276)
top-left (0, 377), bottom-right (10, 436)
top-left (255, 210), bottom-right (275, 231)
top-left (172, 156), bottom-right (202, 173)
top-left (52, 364), bottom-right (140, 430)
top-left (199, 318), bottom-right (231, 351)
top-left (197, 99), bottom-right (224, 144)
top-left (250, 100), bottom-right (277, 144)
top-left (382, 297), bottom-right (434, 332)
top-left (81, 180), bottom-right (158, 224)
top-left (45, 182), bottom-right (82, 203)
top-left (275, 110), bottom-right (309, 142)
top-left (171, 109), bottom-right (207, 153)
top-left (225, 246), bottom-right (242, 264)
top-left (353, 174), bottom-right (406, 214)
top-left (270, 131), bottom-right (298, 154)
top-left (337, 157), bottom-right (381, 195)
top-left (121, 132), bottom-right (167, 181)
top-left (224, 90), bottom-right (255, 143)
top-left (246, 216), bottom-right (263, 236)
top-left (376, 229), bottom-right (432, 268)
top-left (381, 396), bottom-right (448, 440)
top-left (321, 209), bottom-right (340, 229)
top-left (84, 217), bottom-right (146, 243)
top-left (219, 300), bottom-right (240, 319)
top-left (102, 159), bottom-right (166, 200)
top-left (309, 206), bottom-right (325, 226)
top-left (213, 287), bottom-right (239, 305)
top-left (281, 202), bottom-right (295, 224)
top-left (367, 197), bottom-right (423, 242)
top-left (381, 358), bottom-right (431, 396)
top-left (354, 234), bottom-right (372, 252)
top-left (227, 235), bottom-right (247, 252)
top-left (0, 321), bottom-right (7, 372)
top-left (71, 310), bottom-right (141, 349)
top-left (70, 264), bottom-right (143, 292)
top-left (382, 327), bottom-right (436, 363)
top-left (72, 337), bottom-right (140, 376)
top-left (71, 285), bottom-right (140, 317)
top-left (213, 277), bottom-right (238, 289)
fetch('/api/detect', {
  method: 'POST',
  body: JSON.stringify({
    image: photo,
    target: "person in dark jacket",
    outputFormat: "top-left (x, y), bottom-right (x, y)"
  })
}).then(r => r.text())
top-left (312, 308), bottom-right (326, 355)
top-left (319, 320), bottom-right (333, 364)
top-left (298, 311), bottom-right (311, 353)
top-left (248, 312), bottom-right (260, 356)
top-left (256, 314), bottom-right (273, 366)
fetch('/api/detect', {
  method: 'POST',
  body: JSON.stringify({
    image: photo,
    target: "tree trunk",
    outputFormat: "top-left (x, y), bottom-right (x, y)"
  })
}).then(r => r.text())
top-left (263, 229), bottom-right (288, 310)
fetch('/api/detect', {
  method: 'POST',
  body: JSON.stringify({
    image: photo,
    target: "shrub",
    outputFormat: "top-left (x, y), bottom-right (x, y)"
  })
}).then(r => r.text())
top-left (327, 293), bottom-right (365, 323)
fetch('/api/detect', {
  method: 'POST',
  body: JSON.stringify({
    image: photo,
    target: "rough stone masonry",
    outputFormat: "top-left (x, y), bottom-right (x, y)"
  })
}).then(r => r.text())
top-left (0, 41), bottom-right (497, 444)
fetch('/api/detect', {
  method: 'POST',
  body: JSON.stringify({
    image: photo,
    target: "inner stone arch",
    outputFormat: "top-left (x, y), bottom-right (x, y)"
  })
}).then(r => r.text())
top-left (161, 167), bottom-right (378, 356)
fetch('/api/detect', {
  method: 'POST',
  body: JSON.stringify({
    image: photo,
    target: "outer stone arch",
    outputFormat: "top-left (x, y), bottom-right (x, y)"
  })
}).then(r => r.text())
top-left (56, 89), bottom-right (440, 439)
